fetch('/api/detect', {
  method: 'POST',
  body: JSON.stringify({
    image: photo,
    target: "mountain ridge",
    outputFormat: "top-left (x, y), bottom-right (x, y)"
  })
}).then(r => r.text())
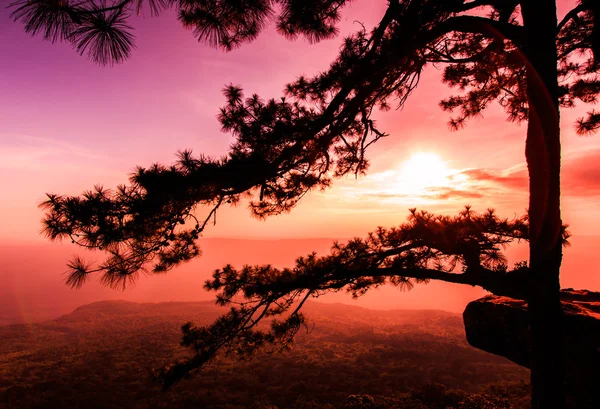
top-left (1, 297), bottom-right (529, 409)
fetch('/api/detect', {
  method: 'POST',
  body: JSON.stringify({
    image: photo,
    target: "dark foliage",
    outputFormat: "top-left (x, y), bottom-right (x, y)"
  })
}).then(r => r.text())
top-left (151, 207), bottom-right (569, 387)
top-left (17, 0), bottom-right (590, 289)
top-left (9, 0), bottom-right (353, 62)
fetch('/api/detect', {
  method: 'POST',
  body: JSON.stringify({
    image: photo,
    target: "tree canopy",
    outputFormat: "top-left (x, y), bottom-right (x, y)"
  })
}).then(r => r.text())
top-left (9, 0), bottom-right (354, 64)
top-left (13, 0), bottom-right (595, 287)
top-left (10, 0), bottom-right (600, 406)
top-left (151, 207), bottom-right (569, 388)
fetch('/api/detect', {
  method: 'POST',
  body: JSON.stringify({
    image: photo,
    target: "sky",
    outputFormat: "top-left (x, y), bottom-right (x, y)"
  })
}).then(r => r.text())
top-left (2, 0), bottom-right (600, 320)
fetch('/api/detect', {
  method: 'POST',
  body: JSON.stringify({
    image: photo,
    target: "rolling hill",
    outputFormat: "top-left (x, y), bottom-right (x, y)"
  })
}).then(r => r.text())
top-left (0, 300), bottom-right (530, 409)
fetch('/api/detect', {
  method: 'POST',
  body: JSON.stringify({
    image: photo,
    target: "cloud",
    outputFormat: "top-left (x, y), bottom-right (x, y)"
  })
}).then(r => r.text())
top-left (367, 187), bottom-right (485, 201)
top-left (454, 168), bottom-right (528, 191)
top-left (324, 147), bottom-right (600, 211)
top-left (445, 148), bottom-right (600, 198)
top-left (425, 187), bottom-right (486, 200)
top-left (562, 148), bottom-right (600, 197)
top-left (0, 133), bottom-right (105, 171)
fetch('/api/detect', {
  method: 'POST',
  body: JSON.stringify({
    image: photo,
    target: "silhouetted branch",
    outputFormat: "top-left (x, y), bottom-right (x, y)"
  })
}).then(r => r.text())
top-left (34, 0), bottom-right (586, 287)
top-left (150, 207), bottom-right (570, 387)
top-left (557, 1), bottom-right (591, 33)
top-left (576, 110), bottom-right (600, 134)
top-left (449, 0), bottom-right (507, 13)
top-left (426, 15), bottom-right (524, 46)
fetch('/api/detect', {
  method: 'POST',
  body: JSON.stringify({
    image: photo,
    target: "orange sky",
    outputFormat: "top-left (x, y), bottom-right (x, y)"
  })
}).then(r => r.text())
top-left (1, 1), bottom-right (600, 319)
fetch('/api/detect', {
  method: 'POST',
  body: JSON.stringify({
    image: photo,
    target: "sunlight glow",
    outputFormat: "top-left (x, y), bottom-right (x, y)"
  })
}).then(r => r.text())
top-left (332, 151), bottom-right (478, 206)
top-left (394, 152), bottom-right (453, 194)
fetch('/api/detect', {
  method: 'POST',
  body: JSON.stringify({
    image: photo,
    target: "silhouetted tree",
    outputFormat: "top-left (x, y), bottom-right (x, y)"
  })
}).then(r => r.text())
top-left (149, 207), bottom-right (568, 388)
top-left (11, 1), bottom-right (600, 407)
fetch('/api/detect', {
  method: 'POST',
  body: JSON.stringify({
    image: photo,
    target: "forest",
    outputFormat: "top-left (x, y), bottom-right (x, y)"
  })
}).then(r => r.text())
top-left (1, 300), bottom-right (530, 409)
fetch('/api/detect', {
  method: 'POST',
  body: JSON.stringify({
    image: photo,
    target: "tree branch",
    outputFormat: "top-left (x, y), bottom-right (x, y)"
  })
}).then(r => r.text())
top-left (557, 1), bottom-right (591, 33)
top-left (78, 0), bottom-right (133, 15)
top-left (450, 0), bottom-right (501, 13)
top-left (427, 15), bottom-right (524, 46)
top-left (425, 38), bottom-right (502, 63)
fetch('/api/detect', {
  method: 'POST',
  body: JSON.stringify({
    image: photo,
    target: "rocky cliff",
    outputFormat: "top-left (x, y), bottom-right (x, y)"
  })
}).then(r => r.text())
top-left (463, 289), bottom-right (600, 409)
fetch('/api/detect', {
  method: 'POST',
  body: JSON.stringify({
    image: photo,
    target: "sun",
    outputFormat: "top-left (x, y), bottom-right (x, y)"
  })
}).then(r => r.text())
top-left (394, 152), bottom-right (452, 194)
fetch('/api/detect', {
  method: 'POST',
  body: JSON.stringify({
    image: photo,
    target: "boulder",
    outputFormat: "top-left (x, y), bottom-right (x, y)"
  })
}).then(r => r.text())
top-left (463, 289), bottom-right (600, 409)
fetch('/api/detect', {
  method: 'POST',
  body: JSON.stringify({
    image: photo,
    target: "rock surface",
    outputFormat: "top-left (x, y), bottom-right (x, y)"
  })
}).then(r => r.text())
top-left (463, 289), bottom-right (600, 409)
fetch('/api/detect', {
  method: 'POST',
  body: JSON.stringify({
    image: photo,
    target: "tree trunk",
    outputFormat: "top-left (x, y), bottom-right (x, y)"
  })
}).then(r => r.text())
top-left (521, 1), bottom-right (566, 408)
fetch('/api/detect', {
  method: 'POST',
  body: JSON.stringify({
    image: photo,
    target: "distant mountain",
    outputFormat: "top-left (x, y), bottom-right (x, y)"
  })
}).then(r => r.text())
top-left (4, 234), bottom-right (599, 326)
top-left (1, 300), bottom-right (529, 409)
top-left (0, 238), bottom-right (490, 326)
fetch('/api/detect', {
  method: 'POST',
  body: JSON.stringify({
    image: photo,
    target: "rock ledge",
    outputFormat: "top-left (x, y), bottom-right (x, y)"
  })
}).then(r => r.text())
top-left (463, 289), bottom-right (600, 409)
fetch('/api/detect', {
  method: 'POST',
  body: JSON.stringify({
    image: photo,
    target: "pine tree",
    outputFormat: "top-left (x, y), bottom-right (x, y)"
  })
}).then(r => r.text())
top-left (10, 1), bottom-right (600, 407)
